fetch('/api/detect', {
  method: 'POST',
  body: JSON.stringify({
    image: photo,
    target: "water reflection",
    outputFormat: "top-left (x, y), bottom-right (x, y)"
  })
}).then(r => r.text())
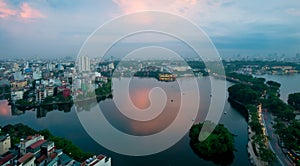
top-left (0, 100), bottom-right (73, 119)
top-left (0, 100), bottom-right (11, 116)
top-left (0, 77), bottom-right (252, 165)
top-left (189, 140), bottom-right (235, 165)
top-left (101, 78), bottom-right (182, 136)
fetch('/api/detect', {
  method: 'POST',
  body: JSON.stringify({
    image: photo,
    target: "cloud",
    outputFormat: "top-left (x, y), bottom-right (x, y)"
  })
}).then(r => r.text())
top-left (0, 0), bottom-right (17, 18)
top-left (20, 2), bottom-right (45, 19)
top-left (110, 0), bottom-right (241, 30)
top-left (0, 0), bottom-right (45, 20)
top-left (110, 0), bottom-right (231, 25)
top-left (112, 0), bottom-right (235, 17)
top-left (286, 8), bottom-right (300, 16)
top-left (112, 0), bottom-right (200, 17)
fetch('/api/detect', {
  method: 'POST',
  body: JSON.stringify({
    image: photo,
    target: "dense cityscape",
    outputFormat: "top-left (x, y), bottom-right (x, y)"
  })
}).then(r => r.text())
top-left (0, 56), bottom-right (300, 165)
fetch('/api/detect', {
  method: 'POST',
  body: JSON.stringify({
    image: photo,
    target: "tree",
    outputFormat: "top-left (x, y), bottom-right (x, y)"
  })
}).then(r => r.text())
top-left (277, 108), bottom-right (295, 121)
top-left (259, 148), bottom-right (276, 162)
top-left (288, 92), bottom-right (300, 110)
top-left (266, 81), bottom-right (281, 88)
top-left (274, 122), bottom-right (285, 137)
top-left (228, 84), bottom-right (261, 105)
top-left (189, 121), bottom-right (235, 165)
top-left (283, 121), bottom-right (300, 151)
top-left (38, 129), bottom-right (51, 139)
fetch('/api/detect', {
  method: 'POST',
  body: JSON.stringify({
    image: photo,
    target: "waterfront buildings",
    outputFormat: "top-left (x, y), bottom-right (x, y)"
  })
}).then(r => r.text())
top-left (0, 132), bottom-right (111, 166)
top-left (20, 134), bottom-right (44, 155)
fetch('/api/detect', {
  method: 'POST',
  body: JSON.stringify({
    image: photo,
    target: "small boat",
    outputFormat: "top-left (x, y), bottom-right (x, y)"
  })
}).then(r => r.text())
top-left (224, 111), bottom-right (227, 114)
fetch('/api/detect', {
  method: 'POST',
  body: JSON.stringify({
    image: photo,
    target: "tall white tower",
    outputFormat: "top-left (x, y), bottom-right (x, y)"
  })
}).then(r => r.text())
top-left (78, 55), bottom-right (91, 72)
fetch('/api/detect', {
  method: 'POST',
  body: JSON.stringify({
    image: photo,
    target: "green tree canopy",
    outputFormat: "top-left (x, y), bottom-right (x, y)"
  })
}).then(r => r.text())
top-left (228, 83), bottom-right (261, 105)
top-left (189, 121), bottom-right (235, 165)
top-left (288, 92), bottom-right (300, 110)
top-left (266, 80), bottom-right (281, 88)
top-left (283, 121), bottom-right (300, 152)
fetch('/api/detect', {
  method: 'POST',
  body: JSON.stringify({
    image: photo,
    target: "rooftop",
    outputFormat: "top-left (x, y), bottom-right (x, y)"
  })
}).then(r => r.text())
top-left (0, 153), bottom-right (15, 165)
top-left (29, 139), bottom-right (47, 149)
top-left (59, 153), bottom-right (72, 165)
top-left (41, 141), bottom-right (54, 147)
top-left (0, 134), bottom-right (9, 142)
top-left (23, 134), bottom-right (42, 142)
top-left (36, 154), bottom-right (47, 164)
top-left (18, 153), bottom-right (34, 163)
top-left (50, 152), bottom-right (57, 160)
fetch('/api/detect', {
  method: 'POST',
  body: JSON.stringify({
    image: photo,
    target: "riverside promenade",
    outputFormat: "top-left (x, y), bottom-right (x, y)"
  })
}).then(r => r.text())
top-left (247, 113), bottom-right (268, 166)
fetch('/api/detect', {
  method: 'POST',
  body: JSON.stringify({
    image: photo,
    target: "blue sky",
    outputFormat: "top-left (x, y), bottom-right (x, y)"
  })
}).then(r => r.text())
top-left (0, 0), bottom-right (300, 59)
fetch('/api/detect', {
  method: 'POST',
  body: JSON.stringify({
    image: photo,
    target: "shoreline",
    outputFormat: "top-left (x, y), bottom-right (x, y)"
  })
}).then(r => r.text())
top-left (247, 109), bottom-right (268, 166)
top-left (228, 98), bottom-right (268, 166)
top-left (9, 93), bottom-right (112, 110)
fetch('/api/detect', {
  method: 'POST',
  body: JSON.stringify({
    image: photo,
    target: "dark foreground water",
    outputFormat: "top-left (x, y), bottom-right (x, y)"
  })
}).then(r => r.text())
top-left (0, 77), bottom-right (250, 166)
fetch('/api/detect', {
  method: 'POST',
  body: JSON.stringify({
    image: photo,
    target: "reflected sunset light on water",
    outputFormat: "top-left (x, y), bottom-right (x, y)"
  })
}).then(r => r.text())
top-left (130, 88), bottom-right (151, 110)
top-left (0, 100), bottom-right (10, 116)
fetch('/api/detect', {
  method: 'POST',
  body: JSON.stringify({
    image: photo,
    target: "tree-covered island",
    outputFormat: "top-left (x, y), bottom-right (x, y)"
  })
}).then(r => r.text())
top-left (189, 121), bottom-right (235, 165)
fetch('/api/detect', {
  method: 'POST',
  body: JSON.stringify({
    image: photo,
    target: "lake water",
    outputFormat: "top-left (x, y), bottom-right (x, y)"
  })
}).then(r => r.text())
top-left (255, 74), bottom-right (300, 103)
top-left (0, 77), bottom-right (250, 166)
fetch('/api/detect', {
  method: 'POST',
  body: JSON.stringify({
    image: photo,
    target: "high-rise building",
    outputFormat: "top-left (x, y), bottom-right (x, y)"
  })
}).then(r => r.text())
top-left (78, 55), bottom-right (91, 72)
top-left (47, 63), bottom-right (54, 71)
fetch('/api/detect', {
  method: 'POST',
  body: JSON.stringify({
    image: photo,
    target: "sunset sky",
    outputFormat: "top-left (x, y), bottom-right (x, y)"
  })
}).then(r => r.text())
top-left (0, 0), bottom-right (300, 59)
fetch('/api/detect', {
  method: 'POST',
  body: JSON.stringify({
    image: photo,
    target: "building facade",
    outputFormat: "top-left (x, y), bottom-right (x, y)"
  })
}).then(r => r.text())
top-left (78, 55), bottom-right (91, 72)
top-left (20, 134), bottom-right (44, 155)
top-left (0, 135), bottom-right (11, 155)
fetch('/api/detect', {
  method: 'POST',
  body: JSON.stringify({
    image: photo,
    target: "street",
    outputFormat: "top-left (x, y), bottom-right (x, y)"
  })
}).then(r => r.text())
top-left (262, 111), bottom-right (294, 166)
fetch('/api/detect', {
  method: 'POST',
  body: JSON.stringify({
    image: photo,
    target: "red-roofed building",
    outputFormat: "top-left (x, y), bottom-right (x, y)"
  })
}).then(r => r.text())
top-left (36, 154), bottom-right (47, 165)
top-left (29, 140), bottom-right (46, 149)
top-left (0, 153), bottom-right (17, 166)
top-left (17, 152), bottom-right (35, 166)
top-left (20, 134), bottom-right (44, 155)
top-left (49, 152), bottom-right (57, 160)
top-left (58, 86), bottom-right (71, 98)
top-left (27, 139), bottom-right (47, 156)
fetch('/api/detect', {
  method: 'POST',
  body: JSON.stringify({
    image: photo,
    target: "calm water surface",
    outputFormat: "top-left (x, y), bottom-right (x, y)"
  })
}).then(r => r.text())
top-left (255, 74), bottom-right (300, 102)
top-left (0, 77), bottom-right (250, 166)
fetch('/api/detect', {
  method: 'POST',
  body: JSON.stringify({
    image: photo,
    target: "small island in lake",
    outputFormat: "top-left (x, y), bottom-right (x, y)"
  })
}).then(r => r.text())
top-left (134, 66), bottom-right (176, 82)
top-left (189, 121), bottom-right (235, 165)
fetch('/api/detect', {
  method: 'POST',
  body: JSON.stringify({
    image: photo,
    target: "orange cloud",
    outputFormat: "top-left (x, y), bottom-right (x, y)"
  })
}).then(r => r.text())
top-left (0, 0), bottom-right (17, 18)
top-left (20, 2), bottom-right (45, 19)
top-left (113, 0), bottom-right (148, 14)
top-left (111, 0), bottom-right (202, 24)
top-left (112, 0), bottom-right (211, 17)
top-left (0, 1), bottom-right (45, 21)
